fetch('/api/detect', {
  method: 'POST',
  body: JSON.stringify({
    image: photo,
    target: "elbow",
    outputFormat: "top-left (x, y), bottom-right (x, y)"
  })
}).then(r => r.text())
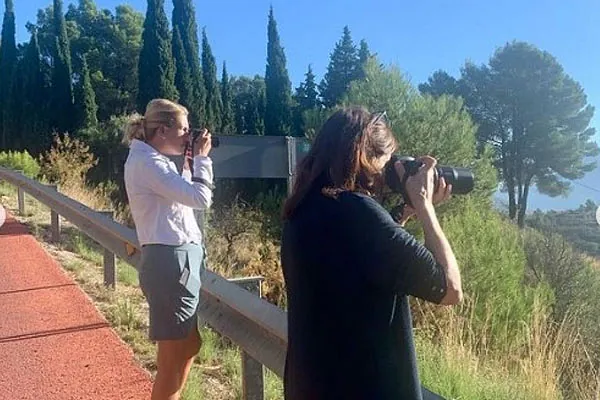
top-left (439, 285), bottom-right (463, 306)
top-left (194, 195), bottom-right (212, 210)
top-left (202, 193), bottom-right (213, 209)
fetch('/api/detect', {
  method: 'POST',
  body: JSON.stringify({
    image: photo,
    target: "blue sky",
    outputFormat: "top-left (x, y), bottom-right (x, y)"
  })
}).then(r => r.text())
top-left (3, 0), bottom-right (600, 211)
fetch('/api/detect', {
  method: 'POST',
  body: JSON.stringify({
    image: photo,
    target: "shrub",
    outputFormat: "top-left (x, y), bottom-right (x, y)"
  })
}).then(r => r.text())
top-left (205, 196), bottom-right (285, 306)
top-left (38, 133), bottom-right (98, 189)
top-left (79, 114), bottom-right (130, 205)
top-left (523, 227), bottom-right (600, 397)
top-left (0, 150), bottom-right (41, 178)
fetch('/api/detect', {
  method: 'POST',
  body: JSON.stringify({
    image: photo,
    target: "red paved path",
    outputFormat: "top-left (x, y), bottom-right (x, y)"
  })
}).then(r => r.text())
top-left (0, 211), bottom-right (153, 399)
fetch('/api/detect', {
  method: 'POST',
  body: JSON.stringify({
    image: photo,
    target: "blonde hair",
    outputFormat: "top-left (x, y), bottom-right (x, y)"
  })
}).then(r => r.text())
top-left (123, 98), bottom-right (189, 145)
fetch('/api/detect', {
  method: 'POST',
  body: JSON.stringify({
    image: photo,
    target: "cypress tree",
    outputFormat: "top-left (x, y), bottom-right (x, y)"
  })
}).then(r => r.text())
top-left (0, 0), bottom-right (17, 148)
top-left (172, 27), bottom-right (193, 115)
top-left (172, 0), bottom-right (204, 126)
top-left (76, 55), bottom-right (98, 129)
top-left (264, 6), bottom-right (292, 136)
top-left (6, 57), bottom-right (24, 149)
top-left (201, 28), bottom-right (222, 132)
top-left (220, 62), bottom-right (234, 134)
top-left (319, 26), bottom-right (359, 108)
top-left (51, 0), bottom-right (74, 134)
top-left (137, 0), bottom-right (178, 112)
top-left (22, 29), bottom-right (48, 155)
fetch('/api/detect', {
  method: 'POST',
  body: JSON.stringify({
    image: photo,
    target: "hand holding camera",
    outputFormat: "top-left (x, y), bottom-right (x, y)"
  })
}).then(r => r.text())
top-left (385, 154), bottom-right (473, 224)
top-left (191, 128), bottom-right (212, 157)
top-left (394, 156), bottom-right (452, 223)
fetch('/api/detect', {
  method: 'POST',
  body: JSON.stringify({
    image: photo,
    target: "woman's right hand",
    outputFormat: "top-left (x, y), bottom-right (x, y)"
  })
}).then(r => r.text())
top-left (194, 128), bottom-right (212, 157)
top-left (400, 156), bottom-right (451, 216)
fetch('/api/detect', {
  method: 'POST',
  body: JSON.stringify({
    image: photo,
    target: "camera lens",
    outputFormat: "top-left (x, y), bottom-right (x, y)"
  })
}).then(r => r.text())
top-left (384, 154), bottom-right (475, 204)
top-left (437, 166), bottom-right (474, 195)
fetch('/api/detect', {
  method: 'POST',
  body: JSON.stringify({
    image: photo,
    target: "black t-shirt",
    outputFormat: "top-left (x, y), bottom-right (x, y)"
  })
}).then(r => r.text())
top-left (281, 189), bottom-right (447, 400)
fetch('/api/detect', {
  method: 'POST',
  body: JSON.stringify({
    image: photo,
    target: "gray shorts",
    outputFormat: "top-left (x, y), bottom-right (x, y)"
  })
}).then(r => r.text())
top-left (139, 242), bottom-right (205, 341)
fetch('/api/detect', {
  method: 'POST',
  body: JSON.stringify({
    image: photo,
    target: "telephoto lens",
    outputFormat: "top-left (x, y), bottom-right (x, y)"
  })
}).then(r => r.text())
top-left (384, 155), bottom-right (475, 207)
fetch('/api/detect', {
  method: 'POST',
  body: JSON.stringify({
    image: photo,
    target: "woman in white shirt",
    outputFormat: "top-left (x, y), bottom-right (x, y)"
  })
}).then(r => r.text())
top-left (123, 98), bottom-right (213, 400)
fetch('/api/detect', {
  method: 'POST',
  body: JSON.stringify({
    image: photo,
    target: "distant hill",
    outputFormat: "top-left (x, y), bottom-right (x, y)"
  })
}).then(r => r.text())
top-left (493, 155), bottom-right (600, 213)
top-left (525, 199), bottom-right (600, 258)
top-left (491, 153), bottom-right (600, 258)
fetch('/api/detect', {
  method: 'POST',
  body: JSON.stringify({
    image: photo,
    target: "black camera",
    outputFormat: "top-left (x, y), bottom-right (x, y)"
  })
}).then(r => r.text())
top-left (384, 155), bottom-right (474, 207)
top-left (191, 128), bottom-right (220, 148)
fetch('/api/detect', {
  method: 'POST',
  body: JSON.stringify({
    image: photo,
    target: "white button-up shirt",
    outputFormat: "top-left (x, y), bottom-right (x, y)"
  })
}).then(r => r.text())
top-left (124, 139), bottom-right (213, 246)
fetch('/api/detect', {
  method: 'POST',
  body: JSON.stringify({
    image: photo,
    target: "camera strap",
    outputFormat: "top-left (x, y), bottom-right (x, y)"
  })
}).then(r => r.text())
top-left (191, 176), bottom-right (215, 190)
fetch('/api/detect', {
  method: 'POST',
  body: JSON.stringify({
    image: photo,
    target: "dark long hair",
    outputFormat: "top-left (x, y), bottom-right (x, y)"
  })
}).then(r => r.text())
top-left (282, 106), bottom-right (397, 220)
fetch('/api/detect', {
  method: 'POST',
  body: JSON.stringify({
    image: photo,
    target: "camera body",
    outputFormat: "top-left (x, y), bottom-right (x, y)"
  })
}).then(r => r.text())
top-left (191, 128), bottom-right (220, 148)
top-left (384, 155), bottom-right (475, 207)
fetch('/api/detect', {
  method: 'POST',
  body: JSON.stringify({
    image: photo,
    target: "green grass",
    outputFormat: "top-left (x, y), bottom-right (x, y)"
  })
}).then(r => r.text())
top-left (416, 336), bottom-right (550, 400)
top-left (118, 260), bottom-right (139, 286)
top-left (63, 259), bottom-right (86, 273)
top-left (0, 181), bottom-right (13, 197)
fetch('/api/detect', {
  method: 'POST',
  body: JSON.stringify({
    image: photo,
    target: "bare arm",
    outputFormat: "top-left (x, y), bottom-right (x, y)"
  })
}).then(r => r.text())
top-left (397, 155), bottom-right (463, 305)
top-left (417, 204), bottom-right (462, 305)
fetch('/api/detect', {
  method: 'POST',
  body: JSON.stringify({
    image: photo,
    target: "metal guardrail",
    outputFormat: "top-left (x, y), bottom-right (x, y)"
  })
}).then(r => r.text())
top-left (0, 167), bottom-right (287, 398)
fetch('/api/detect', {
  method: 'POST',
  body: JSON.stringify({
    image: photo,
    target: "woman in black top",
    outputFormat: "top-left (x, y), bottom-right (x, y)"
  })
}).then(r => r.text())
top-left (280, 107), bottom-right (463, 400)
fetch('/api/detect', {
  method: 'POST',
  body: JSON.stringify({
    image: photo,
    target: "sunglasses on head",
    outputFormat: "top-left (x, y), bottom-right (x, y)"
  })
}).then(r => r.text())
top-left (371, 110), bottom-right (389, 126)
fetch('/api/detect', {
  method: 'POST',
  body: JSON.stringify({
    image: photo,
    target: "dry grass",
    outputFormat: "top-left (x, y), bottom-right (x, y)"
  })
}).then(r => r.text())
top-left (584, 254), bottom-right (600, 271)
top-left (414, 293), bottom-right (600, 400)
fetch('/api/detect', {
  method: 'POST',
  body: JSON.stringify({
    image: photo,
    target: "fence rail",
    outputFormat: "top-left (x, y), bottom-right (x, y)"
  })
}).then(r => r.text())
top-left (0, 167), bottom-right (287, 399)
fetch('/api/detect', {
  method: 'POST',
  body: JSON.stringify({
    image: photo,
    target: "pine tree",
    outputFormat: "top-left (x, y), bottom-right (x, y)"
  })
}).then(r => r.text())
top-left (292, 64), bottom-right (319, 136)
top-left (0, 0), bottom-right (17, 148)
top-left (137, 0), bottom-right (178, 112)
top-left (51, 0), bottom-right (75, 133)
top-left (76, 55), bottom-right (98, 129)
top-left (172, 0), bottom-right (204, 125)
top-left (356, 39), bottom-right (371, 80)
top-left (220, 62), bottom-right (234, 134)
top-left (264, 6), bottom-right (292, 136)
top-left (319, 26), bottom-right (359, 108)
top-left (21, 29), bottom-right (48, 155)
top-left (201, 28), bottom-right (222, 131)
top-left (295, 65), bottom-right (319, 110)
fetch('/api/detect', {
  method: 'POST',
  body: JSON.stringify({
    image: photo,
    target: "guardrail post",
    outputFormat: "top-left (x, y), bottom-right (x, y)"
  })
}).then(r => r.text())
top-left (16, 170), bottom-right (25, 214)
top-left (99, 210), bottom-right (117, 288)
top-left (48, 184), bottom-right (60, 242)
top-left (230, 276), bottom-right (265, 400)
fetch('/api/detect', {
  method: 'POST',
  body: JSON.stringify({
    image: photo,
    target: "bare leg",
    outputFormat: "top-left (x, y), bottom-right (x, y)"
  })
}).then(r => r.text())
top-left (151, 326), bottom-right (202, 400)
